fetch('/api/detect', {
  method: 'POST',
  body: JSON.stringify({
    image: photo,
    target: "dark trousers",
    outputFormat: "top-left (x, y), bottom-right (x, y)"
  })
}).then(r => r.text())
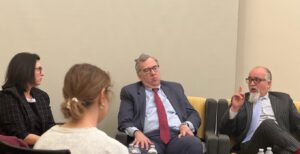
top-left (141, 130), bottom-right (203, 154)
top-left (239, 119), bottom-right (300, 154)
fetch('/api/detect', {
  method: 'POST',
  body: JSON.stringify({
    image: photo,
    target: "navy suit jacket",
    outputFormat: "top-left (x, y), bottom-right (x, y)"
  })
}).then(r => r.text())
top-left (118, 80), bottom-right (201, 134)
top-left (219, 91), bottom-right (300, 147)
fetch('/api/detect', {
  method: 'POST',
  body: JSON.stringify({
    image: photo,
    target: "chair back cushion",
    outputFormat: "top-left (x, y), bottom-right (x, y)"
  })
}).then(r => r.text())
top-left (294, 101), bottom-right (300, 112)
top-left (187, 96), bottom-right (206, 138)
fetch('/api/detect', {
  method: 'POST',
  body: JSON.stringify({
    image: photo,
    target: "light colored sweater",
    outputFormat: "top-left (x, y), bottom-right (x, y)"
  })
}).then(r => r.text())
top-left (34, 125), bottom-right (128, 154)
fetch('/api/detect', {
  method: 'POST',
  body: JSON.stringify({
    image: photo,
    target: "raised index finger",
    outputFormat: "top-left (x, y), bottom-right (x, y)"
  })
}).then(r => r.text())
top-left (238, 86), bottom-right (243, 94)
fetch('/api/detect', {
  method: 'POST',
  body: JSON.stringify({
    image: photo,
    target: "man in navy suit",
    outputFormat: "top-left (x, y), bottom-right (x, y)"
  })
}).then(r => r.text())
top-left (220, 66), bottom-right (300, 154)
top-left (118, 54), bottom-right (203, 154)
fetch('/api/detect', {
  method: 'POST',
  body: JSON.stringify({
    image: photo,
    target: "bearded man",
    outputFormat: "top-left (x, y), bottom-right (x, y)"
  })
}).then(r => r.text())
top-left (219, 66), bottom-right (300, 154)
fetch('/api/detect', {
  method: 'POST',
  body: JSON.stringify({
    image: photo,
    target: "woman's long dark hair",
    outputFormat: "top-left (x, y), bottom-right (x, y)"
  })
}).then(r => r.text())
top-left (2, 52), bottom-right (40, 92)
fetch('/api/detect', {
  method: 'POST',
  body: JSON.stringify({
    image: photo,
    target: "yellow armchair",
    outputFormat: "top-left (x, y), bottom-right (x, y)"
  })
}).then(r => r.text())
top-left (294, 101), bottom-right (300, 112)
top-left (187, 96), bottom-right (207, 138)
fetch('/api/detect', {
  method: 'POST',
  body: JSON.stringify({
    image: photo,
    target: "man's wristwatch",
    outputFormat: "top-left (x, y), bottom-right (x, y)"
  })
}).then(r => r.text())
top-left (181, 122), bottom-right (190, 128)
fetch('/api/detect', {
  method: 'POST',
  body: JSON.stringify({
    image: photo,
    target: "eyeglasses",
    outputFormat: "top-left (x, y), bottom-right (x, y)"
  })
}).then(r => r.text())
top-left (141, 65), bottom-right (159, 74)
top-left (245, 77), bottom-right (267, 84)
top-left (35, 67), bottom-right (43, 73)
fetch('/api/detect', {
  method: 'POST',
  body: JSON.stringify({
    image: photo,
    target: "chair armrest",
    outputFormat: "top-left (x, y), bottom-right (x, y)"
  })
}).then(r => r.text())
top-left (205, 131), bottom-right (219, 154)
top-left (217, 133), bottom-right (231, 154)
top-left (204, 98), bottom-right (219, 154)
top-left (115, 131), bottom-right (129, 146)
top-left (115, 131), bottom-right (134, 146)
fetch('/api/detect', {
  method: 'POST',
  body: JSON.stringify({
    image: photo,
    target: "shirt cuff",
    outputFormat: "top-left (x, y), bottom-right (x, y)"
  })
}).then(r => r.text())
top-left (229, 108), bottom-right (238, 119)
top-left (125, 127), bottom-right (139, 137)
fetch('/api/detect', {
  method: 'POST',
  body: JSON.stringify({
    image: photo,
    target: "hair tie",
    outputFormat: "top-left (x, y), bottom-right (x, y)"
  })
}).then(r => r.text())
top-left (66, 97), bottom-right (79, 110)
top-left (72, 97), bottom-right (79, 102)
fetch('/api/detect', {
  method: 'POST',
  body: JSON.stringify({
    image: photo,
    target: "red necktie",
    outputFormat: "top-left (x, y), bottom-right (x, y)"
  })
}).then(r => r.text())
top-left (152, 88), bottom-right (170, 144)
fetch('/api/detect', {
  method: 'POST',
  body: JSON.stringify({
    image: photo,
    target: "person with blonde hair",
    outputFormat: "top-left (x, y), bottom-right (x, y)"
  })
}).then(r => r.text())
top-left (34, 63), bottom-right (128, 154)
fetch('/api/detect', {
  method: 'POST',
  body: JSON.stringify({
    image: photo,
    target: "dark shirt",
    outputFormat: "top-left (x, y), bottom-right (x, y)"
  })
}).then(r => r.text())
top-left (28, 102), bottom-right (43, 135)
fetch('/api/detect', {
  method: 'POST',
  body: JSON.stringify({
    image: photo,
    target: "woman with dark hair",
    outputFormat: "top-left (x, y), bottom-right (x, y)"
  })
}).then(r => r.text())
top-left (0, 52), bottom-right (55, 146)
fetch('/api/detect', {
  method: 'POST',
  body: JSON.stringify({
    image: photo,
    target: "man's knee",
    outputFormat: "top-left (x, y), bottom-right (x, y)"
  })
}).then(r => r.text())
top-left (186, 137), bottom-right (203, 154)
top-left (255, 119), bottom-right (279, 136)
top-left (181, 136), bottom-right (202, 146)
top-left (167, 136), bottom-right (203, 154)
top-left (259, 119), bottom-right (277, 129)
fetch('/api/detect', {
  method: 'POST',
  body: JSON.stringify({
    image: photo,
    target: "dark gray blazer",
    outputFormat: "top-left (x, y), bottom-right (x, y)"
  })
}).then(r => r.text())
top-left (219, 91), bottom-right (300, 146)
top-left (118, 80), bottom-right (201, 134)
top-left (0, 87), bottom-right (55, 139)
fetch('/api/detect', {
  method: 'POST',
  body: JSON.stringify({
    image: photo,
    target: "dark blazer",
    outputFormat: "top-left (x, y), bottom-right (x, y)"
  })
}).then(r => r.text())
top-left (0, 87), bottom-right (55, 139)
top-left (219, 91), bottom-right (300, 147)
top-left (118, 80), bottom-right (201, 134)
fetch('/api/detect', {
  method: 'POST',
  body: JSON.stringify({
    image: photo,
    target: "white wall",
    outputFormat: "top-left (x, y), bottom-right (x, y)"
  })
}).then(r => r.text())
top-left (0, 0), bottom-right (238, 136)
top-left (236, 0), bottom-right (300, 100)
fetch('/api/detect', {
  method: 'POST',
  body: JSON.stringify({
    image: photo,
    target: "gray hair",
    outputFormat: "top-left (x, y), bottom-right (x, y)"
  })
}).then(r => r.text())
top-left (253, 66), bottom-right (272, 81)
top-left (134, 53), bottom-right (159, 73)
top-left (265, 67), bottom-right (272, 81)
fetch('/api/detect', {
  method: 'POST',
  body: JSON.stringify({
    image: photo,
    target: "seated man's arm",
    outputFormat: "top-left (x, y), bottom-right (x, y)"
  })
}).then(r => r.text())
top-left (118, 86), bottom-right (152, 149)
top-left (174, 84), bottom-right (200, 137)
top-left (219, 98), bottom-right (246, 135)
top-left (118, 87), bottom-right (137, 132)
top-left (219, 108), bottom-right (238, 135)
top-left (124, 127), bottom-right (139, 137)
top-left (220, 88), bottom-right (245, 135)
top-left (178, 121), bottom-right (195, 137)
top-left (178, 84), bottom-right (201, 131)
top-left (132, 130), bottom-right (153, 150)
top-left (179, 101), bottom-right (199, 137)
top-left (124, 127), bottom-right (153, 150)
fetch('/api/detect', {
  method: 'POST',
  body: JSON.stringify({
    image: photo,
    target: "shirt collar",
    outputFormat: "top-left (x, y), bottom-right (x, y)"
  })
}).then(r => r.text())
top-left (259, 92), bottom-right (269, 100)
top-left (145, 85), bottom-right (161, 92)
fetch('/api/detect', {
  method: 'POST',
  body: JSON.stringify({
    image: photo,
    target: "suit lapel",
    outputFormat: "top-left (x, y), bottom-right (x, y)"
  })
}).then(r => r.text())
top-left (137, 84), bottom-right (147, 130)
top-left (269, 93), bottom-right (279, 120)
top-left (6, 87), bottom-right (31, 120)
top-left (161, 84), bottom-right (183, 120)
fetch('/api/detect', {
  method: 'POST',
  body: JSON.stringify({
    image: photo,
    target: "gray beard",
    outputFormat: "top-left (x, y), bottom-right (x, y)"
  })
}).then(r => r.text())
top-left (248, 92), bottom-right (260, 103)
